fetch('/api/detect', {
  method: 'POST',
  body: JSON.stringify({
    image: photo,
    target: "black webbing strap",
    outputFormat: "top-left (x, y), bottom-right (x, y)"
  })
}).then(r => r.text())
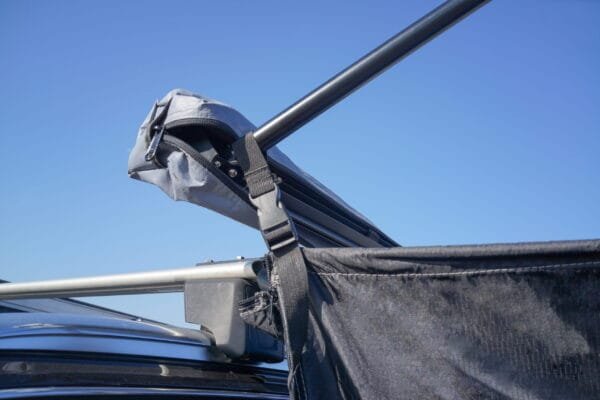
top-left (233, 134), bottom-right (296, 251)
top-left (232, 133), bottom-right (309, 399)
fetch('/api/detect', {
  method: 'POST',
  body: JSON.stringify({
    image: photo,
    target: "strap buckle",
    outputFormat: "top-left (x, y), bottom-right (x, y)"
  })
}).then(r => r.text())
top-left (250, 186), bottom-right (297, 251)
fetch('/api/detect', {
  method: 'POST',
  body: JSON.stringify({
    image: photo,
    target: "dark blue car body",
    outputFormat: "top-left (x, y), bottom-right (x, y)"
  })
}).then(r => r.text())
top-left (0, 299), bottom-right (288, 399)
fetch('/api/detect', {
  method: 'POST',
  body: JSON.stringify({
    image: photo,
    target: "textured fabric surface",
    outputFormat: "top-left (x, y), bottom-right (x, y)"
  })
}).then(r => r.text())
top-left (292, 240), bottom-right (600, 400)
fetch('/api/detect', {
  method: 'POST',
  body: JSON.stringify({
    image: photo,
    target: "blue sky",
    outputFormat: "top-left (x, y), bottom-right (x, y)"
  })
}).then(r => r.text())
top-left (1, 0), bottom-right (598, 325)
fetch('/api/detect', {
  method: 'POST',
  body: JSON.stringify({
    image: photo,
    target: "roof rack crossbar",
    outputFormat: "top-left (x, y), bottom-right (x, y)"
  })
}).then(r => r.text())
top-left (253, 0), bottom-right (490, 150)
top-left (0, 258), bottom-right (284, 361)
top-left (0, 259), bottom-right (258, 300)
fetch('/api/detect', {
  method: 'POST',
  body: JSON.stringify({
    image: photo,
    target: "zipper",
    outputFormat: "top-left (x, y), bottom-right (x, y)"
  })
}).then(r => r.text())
top-left (145, 117), bottom-right (239, 163)
top-left (158, 134), bottom-right (252, 207)
top-left (144, 125), bottom-right (166, 161)
top-left (164, 117), bottom-right (239, 143)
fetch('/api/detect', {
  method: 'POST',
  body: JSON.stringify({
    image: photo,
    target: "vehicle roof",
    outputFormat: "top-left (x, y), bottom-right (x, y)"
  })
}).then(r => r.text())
top-left (0, 312), bottom-right (288, 397)
top-left (0, 312), bottom-right (285, 371)
top-left (0, 312), bottom-right (211, 361)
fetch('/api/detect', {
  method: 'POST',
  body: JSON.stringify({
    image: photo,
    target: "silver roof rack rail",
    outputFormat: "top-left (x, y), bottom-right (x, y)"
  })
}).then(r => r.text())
top-left (0, 258), bottom-right (283, 362)
top-left (0, 258), bottom-right (258, 300)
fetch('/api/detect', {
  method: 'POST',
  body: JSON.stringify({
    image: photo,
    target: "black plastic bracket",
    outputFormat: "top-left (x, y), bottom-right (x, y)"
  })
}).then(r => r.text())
top-left (250, 186), bottom-right (297, 251)
top-left (184, 277), bottom-right (283, 362)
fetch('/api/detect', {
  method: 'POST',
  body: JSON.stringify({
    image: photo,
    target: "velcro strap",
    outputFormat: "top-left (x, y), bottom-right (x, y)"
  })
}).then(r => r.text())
top-left (232, 134), bottom-right (275, 198)
top-left (232, 133), bottom-right (309, 400)
top-left (272, 245), bottom-right (309, 400)
top-left (233, 134), bottom-right (297, 251)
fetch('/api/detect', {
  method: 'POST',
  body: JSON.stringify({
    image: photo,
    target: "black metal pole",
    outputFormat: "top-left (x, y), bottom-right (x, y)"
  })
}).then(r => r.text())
top-left (253, 0), bottom-right (490, 150)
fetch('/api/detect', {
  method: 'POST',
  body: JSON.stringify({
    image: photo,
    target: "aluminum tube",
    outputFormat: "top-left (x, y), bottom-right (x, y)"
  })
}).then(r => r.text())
top-left (0, 259), bottom-right (258, 300)
top-left (253, 0), bottom-right (490, 150)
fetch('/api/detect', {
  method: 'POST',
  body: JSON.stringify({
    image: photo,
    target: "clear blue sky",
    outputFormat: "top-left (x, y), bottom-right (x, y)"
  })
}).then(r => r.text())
top-left (1, 0), bottom-right (598, 326)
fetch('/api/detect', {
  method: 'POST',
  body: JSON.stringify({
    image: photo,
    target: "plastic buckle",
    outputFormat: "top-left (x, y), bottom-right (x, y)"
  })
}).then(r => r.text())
top-left (249, 186), bottom-right (297, 251)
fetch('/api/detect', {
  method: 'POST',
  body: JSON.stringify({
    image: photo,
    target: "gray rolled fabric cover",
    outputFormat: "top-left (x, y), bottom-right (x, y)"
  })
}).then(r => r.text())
top-left (272, 239), bottom-right (600, 399)
top-left (127, 89), bottom-right (373, 232)
top-left (128, 89), bottom-right (256, 227)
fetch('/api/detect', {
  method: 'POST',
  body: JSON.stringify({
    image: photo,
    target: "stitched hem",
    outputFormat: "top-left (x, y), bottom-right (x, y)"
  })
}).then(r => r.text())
top-left (310, 261), bottom-right (600, 278)
top-left (239, 304), bottom-right (270, 316)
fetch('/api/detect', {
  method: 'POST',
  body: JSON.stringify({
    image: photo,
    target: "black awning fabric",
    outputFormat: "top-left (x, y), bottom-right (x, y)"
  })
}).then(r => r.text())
top-left (278, 240), bottom-right (600, 399)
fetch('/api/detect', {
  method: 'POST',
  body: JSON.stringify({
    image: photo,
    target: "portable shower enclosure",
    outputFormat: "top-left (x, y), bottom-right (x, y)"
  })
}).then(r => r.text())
top-left (2, 0), bottom-right (600, 399)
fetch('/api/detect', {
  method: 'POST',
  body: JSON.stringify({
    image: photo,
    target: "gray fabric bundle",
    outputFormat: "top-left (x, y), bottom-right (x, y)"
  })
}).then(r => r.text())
top-left (128, 89), bottom-right (370, 232)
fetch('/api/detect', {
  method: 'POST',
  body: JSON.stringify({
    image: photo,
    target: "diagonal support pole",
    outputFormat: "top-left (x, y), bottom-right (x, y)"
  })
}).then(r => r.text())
top-left (253, 0), bottom-right (490, 150)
